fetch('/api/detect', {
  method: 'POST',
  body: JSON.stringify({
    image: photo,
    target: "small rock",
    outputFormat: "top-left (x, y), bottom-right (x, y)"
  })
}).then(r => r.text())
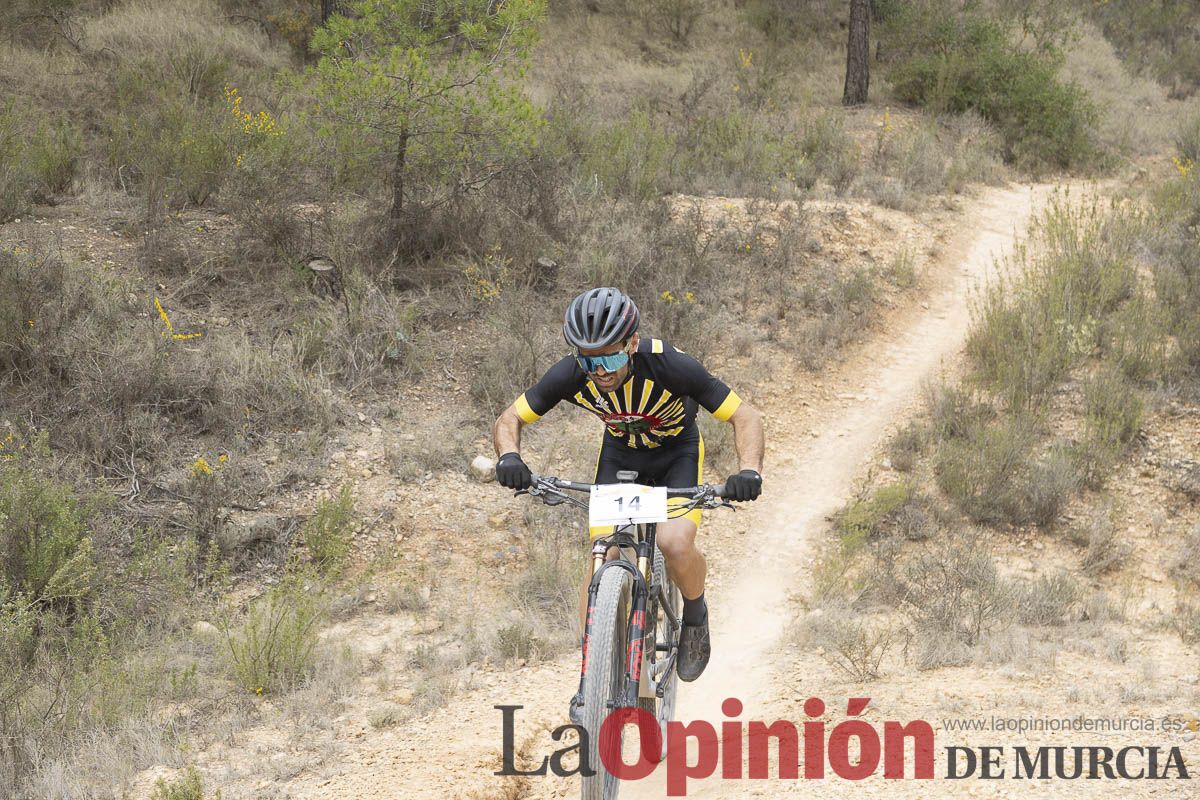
top-left (488, 511), bottom-right (508, 529)
top-left (470, 455), bottom-right (496, 483)
top-left (192, 621), bottom-right (219, 639)
top-left (357, 412), bottom-right (367, 423)
top-left (361, 468), bottom-right (373, 478)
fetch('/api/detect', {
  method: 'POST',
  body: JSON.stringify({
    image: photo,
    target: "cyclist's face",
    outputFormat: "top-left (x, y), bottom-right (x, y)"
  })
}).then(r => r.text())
top-left (580, 333), bottom-right (638, 391)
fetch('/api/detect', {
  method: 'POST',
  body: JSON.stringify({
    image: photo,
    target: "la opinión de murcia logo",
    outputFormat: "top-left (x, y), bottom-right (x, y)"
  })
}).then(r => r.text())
top-left (495, 698), bottom-right (1191, 796)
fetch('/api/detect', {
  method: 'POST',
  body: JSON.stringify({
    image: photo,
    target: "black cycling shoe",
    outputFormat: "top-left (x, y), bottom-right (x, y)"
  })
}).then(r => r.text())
top-left (569, 690), bottom-right (585, 725)
top-left (677, 618), bottom-right (711, 682)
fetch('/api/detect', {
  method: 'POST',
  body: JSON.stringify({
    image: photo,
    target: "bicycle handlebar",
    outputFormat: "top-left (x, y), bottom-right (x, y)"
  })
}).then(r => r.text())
top-left (529, 474), bottom-right (727, 499)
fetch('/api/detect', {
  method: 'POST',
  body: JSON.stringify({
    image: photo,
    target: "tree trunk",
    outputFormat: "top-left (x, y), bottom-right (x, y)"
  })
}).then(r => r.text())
top-left (843, 0), bottom-right (870, 106)
top-left (389, 127), bottom-right (409, 220)
top-left (320, 0), bottom-right (337, 23)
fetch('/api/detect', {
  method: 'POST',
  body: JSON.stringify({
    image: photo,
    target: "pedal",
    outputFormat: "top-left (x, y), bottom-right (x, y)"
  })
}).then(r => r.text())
top-left (655, 651), bottom-right (678, 697)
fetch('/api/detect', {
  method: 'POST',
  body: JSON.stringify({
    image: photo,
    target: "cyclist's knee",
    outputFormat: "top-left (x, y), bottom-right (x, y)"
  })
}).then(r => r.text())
top-left (656, 521), bottom-right (698, 560)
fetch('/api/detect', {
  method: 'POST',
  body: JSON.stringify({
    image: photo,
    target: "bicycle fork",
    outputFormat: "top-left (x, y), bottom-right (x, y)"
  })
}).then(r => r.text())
top-left (575, 539), bottom-right (653, 714)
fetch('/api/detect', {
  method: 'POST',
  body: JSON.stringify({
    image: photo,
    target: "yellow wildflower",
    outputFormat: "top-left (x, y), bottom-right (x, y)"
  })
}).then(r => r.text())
top-left (191, 457), bottom-right (213, 477)
top-left (660, 290), bottom-right (676, 303)
top-left (1173, 156), bottom-right (1194, 178)
top-left (219, 453), bottom-right (228, 464)
top-left (683, 291), bottom-right (695, 303)
top-left (154, 297), bottom-right (203, 341)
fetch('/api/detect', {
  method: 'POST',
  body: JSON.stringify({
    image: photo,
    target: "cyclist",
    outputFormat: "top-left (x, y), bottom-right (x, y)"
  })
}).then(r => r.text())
top-left (491, 287), bottom-right (764, 691)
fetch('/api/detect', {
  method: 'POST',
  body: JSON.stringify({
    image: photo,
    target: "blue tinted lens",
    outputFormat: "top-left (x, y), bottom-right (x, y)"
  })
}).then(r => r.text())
top-left (576, 350), bottom-right (629, 373)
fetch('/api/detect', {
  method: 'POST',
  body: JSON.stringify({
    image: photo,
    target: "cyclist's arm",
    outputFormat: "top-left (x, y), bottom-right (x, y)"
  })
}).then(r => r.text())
top-left (726, 401), bottom-right (764, 474)
top-left (493, 404), bottom-right (526, 457)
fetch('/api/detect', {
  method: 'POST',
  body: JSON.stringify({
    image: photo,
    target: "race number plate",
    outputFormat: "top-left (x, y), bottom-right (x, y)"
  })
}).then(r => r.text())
top-left (589, 483), bottom-right (669, 527)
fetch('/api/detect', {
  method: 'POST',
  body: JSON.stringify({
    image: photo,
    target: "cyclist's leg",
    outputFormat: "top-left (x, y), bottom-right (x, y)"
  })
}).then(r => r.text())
top-left (655, 434), bottom-right (705, 601)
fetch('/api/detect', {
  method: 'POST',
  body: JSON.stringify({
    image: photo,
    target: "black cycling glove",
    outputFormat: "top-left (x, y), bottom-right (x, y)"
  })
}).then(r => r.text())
top-left (725, 469), bottom-right (762, 502)
top-left (496, 452), bottom-right (533, 491)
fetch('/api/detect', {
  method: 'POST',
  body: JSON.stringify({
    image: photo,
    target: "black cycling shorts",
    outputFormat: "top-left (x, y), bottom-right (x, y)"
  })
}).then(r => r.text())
top-left (589, 433), bottom-right (705, 537)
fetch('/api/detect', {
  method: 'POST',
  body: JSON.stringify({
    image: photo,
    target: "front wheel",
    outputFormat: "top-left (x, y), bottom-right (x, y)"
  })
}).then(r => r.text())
top-left (581, 566), bottom-right (632, 800)
top-left (639, 546), bottom-right (679, 762)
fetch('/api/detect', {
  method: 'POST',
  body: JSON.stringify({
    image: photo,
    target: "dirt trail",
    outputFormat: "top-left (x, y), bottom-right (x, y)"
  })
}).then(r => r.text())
top-left (238, 182), bottom-right (1061, 800)
top-left (620, 182), bottom-right (1055, 800)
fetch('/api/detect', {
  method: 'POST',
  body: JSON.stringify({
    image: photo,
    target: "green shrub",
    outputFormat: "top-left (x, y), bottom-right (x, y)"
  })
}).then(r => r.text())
top-left (0, 102), bottom-right (82, 221)
top-left (1176, 111), bottom-right (1200, 163)
top-left (967, 198), bottom-right (1136, 410)
top-left (495, 622), bottom-right (542, 662)
top-left (581, 110), bottom-right (674, 202)
top-left (1147, 193), bottom-right (1200, 377)
top-left (151, 766), bottom-right (220, 800)
top-left (676, 109), bottom-right (804, 195)
top-left (103, 66), bottom-right (246, 208)
top-left (1076, 367), bottom-right (1143, 487)
top-left (935, 413), bottom-right (1036, 526)
top-left (889, 420), bottom-right (926, 472)
top-left (881, 4), bottom-right (1098, 169)
top-left (925, 383), bottom-right (995, 441)
top-left (796, 112), bottom-right (860, 194)
top-left (302, 485), bottom-right (356, 574)
top-left (0, 437), bottom-right (95, 610)
top-left (224, 581), bottom-right (323, 693)
top-left (835, 482), bottom-right (913, 550)
top-left (1017, 568), bottom-right (1084, 623)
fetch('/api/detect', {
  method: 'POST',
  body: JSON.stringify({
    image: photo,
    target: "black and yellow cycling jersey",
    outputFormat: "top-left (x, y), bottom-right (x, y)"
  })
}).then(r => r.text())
top-left (513, 338), bottom-right (742, 449)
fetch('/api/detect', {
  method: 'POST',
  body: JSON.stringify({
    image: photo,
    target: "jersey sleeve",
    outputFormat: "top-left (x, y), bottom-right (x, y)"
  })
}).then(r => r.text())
top-left (658, 345), bottom-right (742, 421)
top-left (512, 355), bottom-right (582, 423)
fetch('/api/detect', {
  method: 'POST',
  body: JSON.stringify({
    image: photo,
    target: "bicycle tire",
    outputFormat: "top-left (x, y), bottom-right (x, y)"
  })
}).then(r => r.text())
top-left (581, 566), bottom-right (632, 800)
top-left (639, 546), bottom-right (679, 762)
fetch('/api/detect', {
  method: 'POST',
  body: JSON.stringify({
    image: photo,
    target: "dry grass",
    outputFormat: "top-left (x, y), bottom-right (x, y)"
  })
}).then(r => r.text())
top-left (86, 0), bottom-right (288, 73)
top-left (1061, 22), bottom-right (1190, 159)
top-left (800, 606), bottom-right (905, 681)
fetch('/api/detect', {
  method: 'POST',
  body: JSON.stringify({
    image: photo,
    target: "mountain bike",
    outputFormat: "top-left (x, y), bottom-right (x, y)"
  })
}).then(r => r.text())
top-left (519, 470), bottom-right (731, 800)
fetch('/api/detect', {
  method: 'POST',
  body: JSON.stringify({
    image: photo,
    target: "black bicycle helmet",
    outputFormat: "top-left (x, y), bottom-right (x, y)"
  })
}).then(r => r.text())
top-left (563, 287), bottom-right (639, 350)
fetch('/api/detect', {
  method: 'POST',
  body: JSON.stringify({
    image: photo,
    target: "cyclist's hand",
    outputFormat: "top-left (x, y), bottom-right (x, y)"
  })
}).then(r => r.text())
top-left (724, 469), bottom-right (762, 501)
top-left (496, 452), bottom-right (533, 491)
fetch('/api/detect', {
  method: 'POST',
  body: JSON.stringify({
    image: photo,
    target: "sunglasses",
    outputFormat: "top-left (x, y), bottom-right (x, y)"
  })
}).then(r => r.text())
top-left (574, 349), bottom-right (630, 374)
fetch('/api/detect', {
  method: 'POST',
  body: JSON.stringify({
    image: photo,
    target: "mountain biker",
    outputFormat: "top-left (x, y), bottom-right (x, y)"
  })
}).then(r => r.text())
top-left (491, 287), bottom-right (764, 690)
